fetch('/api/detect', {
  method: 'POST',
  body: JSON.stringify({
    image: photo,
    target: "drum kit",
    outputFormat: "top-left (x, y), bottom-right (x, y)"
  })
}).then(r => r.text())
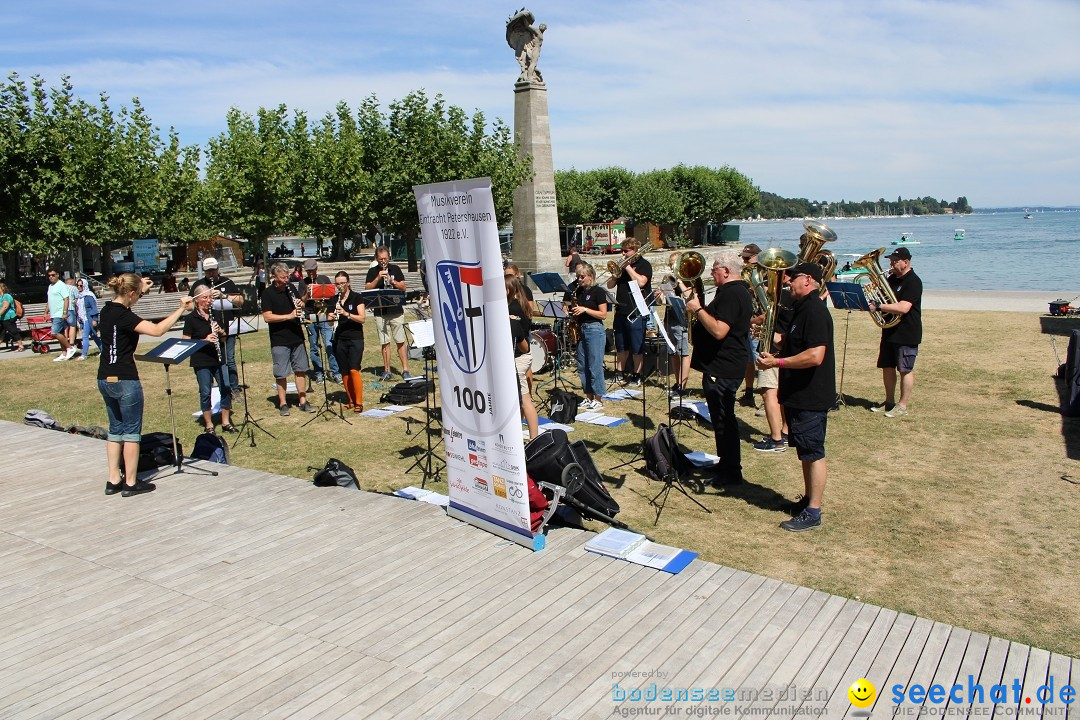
top-left (528, 319), bottom-right (575, 373)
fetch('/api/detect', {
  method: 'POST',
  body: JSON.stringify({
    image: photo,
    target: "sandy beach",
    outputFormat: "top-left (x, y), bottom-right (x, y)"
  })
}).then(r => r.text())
top-left (921, 290), bottom-right (1077, 313)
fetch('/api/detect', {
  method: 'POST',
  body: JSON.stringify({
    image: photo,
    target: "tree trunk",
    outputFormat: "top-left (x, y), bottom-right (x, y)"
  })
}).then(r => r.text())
top-left (406, 235), bottom-right (418, 273)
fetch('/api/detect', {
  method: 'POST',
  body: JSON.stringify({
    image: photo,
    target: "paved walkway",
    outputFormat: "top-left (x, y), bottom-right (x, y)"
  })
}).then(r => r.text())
top-left (0, 420), bottom-right (1073, 719)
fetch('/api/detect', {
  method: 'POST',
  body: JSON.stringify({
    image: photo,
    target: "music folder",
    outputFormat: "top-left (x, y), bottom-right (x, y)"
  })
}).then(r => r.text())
top-left (825, 281), bottom-right (871, 312)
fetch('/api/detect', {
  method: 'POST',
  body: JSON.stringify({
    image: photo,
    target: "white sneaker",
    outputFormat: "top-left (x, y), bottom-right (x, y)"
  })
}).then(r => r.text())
top-left (64, 347), bottom-right (78, 359)
top-left (53, 353), bottom-right (67, 362)
top-left (589, 400), bottom-right (604, 411)
top-left (578, 399), bottom-right (592, 410)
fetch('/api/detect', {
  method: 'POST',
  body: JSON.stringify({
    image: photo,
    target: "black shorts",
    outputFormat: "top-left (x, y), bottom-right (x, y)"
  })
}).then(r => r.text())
top-left (877, 340), bottom-right (918, 372)
top-left (785, 407), bottom-right (828, 462)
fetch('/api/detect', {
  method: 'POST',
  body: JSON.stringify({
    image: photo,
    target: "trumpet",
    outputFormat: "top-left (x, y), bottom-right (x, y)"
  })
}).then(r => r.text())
top-left (851, 247), bottom-right (901, 328)
top-left (799, 220), bottom-right (837, 299)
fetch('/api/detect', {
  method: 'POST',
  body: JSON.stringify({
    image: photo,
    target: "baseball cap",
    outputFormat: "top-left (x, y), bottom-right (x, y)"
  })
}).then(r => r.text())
top-left (788, 262), bottom-right (823, 283)
top-left (304, 258), bottom-right (318, 271)
top-left (741, 243), bottom-right (762, 258)
top-left (201, 257), bottom-right (218, 270)
top-left (886, 247), bottom-right (911, 261)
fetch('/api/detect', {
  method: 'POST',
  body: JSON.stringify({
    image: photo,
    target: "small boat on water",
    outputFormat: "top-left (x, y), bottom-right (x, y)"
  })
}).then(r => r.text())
top-left (892, 232), bottom-right (920, 246)
top-left (954, 228), bottom-right (965, 241)
top-left (1024, 213), bottom-right (1034, 220)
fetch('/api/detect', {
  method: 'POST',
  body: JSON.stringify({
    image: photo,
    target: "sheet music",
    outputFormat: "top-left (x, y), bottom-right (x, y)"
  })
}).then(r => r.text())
top-left (407, 319), bottom-right (435, 348)
top-left (211, 299), bottom-right (234, 311)
top-left (537, 299), bottom-right (568, 319)
top-left (651, 309), bottom-right (676, 353)
top-left (228, 317), bottom-right (257, 334)
top-left (628, 281), bottom-right (650, 317)
top-left (158, 340), bottom-right (197, 359)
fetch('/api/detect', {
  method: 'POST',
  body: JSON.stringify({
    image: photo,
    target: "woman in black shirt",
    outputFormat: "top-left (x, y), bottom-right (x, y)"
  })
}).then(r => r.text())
top-left (98, 273), bottom-right (192, 497)
top-left (183, 283), bottom-right (235, 433)
top-left (507, 277), bottom-right (539, 440)
top-left (570, 263), bottom-right (608, 411)
top-left (330, 271), bottom-right (367, 412)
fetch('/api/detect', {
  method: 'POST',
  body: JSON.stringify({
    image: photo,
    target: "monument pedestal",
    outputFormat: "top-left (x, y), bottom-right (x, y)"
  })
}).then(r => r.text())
top-left (512, 81), bottom-right (562, 283)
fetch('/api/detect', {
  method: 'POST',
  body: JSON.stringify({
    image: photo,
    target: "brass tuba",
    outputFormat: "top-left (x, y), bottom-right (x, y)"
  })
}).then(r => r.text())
top-left (754, 247), bottom-right (799, 354)
top-left (851, 247), bottom-right (901, 328)
top-left (799, 220), bottom-right (837, 298)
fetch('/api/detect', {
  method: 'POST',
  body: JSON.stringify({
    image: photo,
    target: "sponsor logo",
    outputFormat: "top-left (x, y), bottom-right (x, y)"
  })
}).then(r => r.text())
top-left (449, 477), bottom-right (470, 495)
top-left (445, 449), bottom-right (465, 463)
top-left (493, 458), bottom-right (520, 474)
top-left (492, 475), bottom-right (507, 499)
top-left (443, 426), bottom-right (463, 440)
top-left (467, 438), bottom-right (486, 452)
top-left (469, 453), bottom-right (487, 469)
top-left (436, 261), bottom-right (487, 374)
top-left (472, 476), bottom-right (489, 493)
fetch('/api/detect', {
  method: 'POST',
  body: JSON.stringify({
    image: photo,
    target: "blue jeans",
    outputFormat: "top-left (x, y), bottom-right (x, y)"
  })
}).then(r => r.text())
top-left (194, 365), bottom-right (233, 412)
top-left (703, 375), bottom-right (742, 479)
top-left (306, 320), bottom-right (339, 376)
top-left (577, 322), bottom-right (607, 398)
top-left (98, 379), bottom-right (144, 442)
top-left (225, 334), bottom-right (239, 391)
top-left (81, 317), bottom-right (102, 357)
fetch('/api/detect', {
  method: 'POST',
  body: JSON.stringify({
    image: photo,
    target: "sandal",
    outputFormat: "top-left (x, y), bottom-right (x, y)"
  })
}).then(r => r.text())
top-left (353, 405), bottom-right (364, 413)
top-left (203, 425), bottom-right (215, 433)
top-left (221, 424), bottom-right (239, 434)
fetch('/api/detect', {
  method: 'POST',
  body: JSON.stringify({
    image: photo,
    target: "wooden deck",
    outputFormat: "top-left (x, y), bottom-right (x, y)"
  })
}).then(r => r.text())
top-left (0, 420), bottom-right (1073, 720)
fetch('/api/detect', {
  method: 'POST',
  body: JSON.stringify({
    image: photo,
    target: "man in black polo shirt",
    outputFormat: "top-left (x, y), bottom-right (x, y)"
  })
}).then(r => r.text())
top-left (261, 262), bottom-right (315, 416)
top-left (605, 238), bottom-right (653, 385)
top-left (190, 257), bottom-right (244, 392)
top-left (685, 249), bottom-right (752, 487)
top-left (365, 246), bottom-right (411, 381)
top-left (757, 262), bottom-right (835, 532)
top-left (868, 246), bottom-right (922, 418)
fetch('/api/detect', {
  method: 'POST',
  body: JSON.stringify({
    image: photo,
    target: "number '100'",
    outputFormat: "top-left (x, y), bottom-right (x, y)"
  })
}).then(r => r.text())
top-left (452, 385), bottom-right (486, 414)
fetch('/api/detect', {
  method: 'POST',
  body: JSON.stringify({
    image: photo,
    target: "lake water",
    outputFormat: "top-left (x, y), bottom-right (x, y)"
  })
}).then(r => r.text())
top-left (733, 210), bottom-right (1080, 292)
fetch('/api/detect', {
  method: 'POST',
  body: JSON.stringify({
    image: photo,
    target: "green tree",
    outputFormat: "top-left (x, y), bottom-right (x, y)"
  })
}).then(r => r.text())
top-left (306, 101), bottom-right (373, 260)
top-left (554, 168), bottom-right (601, 225)
top-left (618, 170), bottom-right (682, 230)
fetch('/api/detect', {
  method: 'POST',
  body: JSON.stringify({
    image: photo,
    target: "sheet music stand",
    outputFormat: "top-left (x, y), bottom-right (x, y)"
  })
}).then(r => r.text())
top-left (528, 272), bottom-right (568, 296)
top-left (229, 315), bottom-right (274, 447)
top-left (362, 289), bottom-right (406, 391)
top-left (532, 299), bottom-right (574, 409)
top-left (136, 338), bottom-right (218, 478)
top-left (826, 281), bottom-right (870, 410)
top-left (403, 319), bottom-right (443, 487)
top-left (303, 284), bottom-right (350, 426)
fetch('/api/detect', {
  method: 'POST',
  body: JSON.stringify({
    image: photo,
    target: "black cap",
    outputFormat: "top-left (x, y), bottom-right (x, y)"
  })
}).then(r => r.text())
top-left (887, 247), bottom-right (912, 261)
top-left (788, 262), bottom-right (823, 283)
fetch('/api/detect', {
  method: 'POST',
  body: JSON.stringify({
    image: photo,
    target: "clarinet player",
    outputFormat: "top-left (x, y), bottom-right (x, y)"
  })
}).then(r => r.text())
top-left (184, 281), bottom-right (236, 434)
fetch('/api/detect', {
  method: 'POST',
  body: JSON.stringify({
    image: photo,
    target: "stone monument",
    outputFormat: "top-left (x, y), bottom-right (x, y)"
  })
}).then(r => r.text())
top-left (506, 9), bottom-right (561, 280)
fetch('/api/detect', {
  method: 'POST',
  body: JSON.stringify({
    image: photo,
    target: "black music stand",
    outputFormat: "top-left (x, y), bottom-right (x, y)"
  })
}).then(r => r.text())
top-left (229, 314), bottom-right (274, 447)
top-left (303, 285), bottom-right (350, 426)
top-left (532, 299), bottom-right (573, 411)
top-left (402, 343), bottom-right (443, 488)
top-left (826, 281), bottom-right (870, 410)
top-left (136, 338), bottom-right (218, 479)
top-left (361, 289), bottom-right (406, 391)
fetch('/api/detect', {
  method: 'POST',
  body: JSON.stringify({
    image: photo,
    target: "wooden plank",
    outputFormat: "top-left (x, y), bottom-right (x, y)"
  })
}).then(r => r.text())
top-left (1018, 647), bottom-right (1052, 719)
top-left (912, 625), bottom-right (972, 718)
top-left (868, 615), bottom-right (936, 714)
top-left (965, 636), bottom-right (1013, 716)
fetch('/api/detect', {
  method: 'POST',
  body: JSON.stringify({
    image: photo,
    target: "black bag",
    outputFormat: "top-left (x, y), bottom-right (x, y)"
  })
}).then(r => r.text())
top-left (547, 389), bottom-right (581, 424)
top-left (139, 432), bottom-right (182, 471)
top-left (1063, 329), bottom-right (1080, 417)
top-left (381, 379), bottom-right (432, 405)
top-left (190, 432), bottom-right (230, 464)
top-left (524, 429), bottom-right (619, 520)
top-left (644, 423), bottom-right (693, 483)
top-left (312, 458), bottom-right (360, 490)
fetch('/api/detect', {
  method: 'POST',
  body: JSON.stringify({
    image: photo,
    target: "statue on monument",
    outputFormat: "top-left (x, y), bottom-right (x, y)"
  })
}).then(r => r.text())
top-left (506, 9), bottom-right (546, 84)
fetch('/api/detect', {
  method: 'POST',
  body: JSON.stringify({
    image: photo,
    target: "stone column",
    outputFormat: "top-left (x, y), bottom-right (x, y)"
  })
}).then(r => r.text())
top-left (511, 80), bottom-right (562, 282)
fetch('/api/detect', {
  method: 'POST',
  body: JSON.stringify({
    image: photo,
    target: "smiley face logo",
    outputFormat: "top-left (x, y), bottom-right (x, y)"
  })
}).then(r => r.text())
top-left (848, 678), bottom-right (876, 708)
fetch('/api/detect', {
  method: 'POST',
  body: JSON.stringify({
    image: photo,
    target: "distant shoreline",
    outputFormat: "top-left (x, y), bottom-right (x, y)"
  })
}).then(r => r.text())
top-left (919, 290), bottom-right (1071, 313)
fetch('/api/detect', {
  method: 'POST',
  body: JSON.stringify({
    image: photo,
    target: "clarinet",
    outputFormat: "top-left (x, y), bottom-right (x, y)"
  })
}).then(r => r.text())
top-left (207, 311), bottom-right (226, 366)
top-left (284, 280), bottom-right (310, 325)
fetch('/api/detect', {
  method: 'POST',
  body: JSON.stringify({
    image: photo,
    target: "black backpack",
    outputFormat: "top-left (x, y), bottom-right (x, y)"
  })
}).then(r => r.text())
top-left (643, 424), bottom-right (692, 483)
top-left (547, 389), bottom-right (582, 424)
top-left (381, 380), bottom-right (432, 405)
top-left (139, 432), bottom-right (182, 471)
top-left (190, 432), bottom-right (230, 464)
top-left (311, 458), bottom-right (360, 490)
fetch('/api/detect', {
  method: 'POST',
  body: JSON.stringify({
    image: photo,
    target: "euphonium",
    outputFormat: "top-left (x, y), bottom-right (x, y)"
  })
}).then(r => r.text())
top-left (755, 247), bottom-right (799, 354)
top-left (799, 220), bottom-right (837, 298)
top-left (851, 247), bottom-right (901, 328)
top-left (605, 241), bottom-right (655, 279)
top-left (675, 250), bottom-right (705, 284)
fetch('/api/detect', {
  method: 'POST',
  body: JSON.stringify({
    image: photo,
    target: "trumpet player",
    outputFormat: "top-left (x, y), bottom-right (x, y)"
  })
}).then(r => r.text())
top-left (365, 246), bottom-right (412, 382)
top-left (184, 282), bottom-right (236, 434)
top-left (870, 247), bottom-right (922, 418)
top-left (606, 238), bottom-right (653, 386)
top-left (262, 262), bottom-right (315, 416)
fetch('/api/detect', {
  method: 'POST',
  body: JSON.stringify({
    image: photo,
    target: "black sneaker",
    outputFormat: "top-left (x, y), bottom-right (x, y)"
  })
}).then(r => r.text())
top-left (739, 392), bottom-right (757, 407)
top-left (753, 437), bottom-right (786, 453)
top-left (279, 404), bottom-right (290, 417)
top-left (298, 402), bottom-right (316, 413)
top-left (105, 480), bottom-right (123, 495)
top-left (121, 480), bottom-right (156, 497)
top-left (780, 509), bottom-right (821, 532)
top-left (709, 472), bottom-right (744, 488)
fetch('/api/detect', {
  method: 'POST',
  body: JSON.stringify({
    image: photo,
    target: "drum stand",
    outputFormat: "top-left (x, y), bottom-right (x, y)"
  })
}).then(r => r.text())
top-left (404, 349), bottom-right (443, 487)
top-left (303, 313), bottom-right (350, 427)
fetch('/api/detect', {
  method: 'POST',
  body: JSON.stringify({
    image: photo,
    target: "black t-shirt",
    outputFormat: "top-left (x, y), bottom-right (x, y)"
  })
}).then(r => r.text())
top-left (97, 302), bottom-right (142, 380)
top-left (508, 300), bottom-right (530, 357)
top-left (567, 252), bottom-right (583, 274)
top-left (261, 282), bottom-right (305, 348)
top-left (182, 311), bottom-right (226, 369)
top-left (189, 275), bottom-right (239, 328)
top-left (334, 290), bottom-right (366, 341)
top-left (365, 263), bottom-right (406, 316)
top-left (778, 293), bottom-right (836, 411)
top-left (690, 281), bottom-right (751, 379)
top-left (613, 257), bottom-right (653, 315)
top-left (573, 283), bottom-right (606, 325)
top-left (882, 269), bottom-right (923, 346)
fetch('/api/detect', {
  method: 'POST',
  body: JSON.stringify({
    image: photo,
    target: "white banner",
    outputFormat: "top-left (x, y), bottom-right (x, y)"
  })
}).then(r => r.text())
top-left (133, 238), bottom-right (160, 273)
top-left (413, 177), bottom-right (541, 551)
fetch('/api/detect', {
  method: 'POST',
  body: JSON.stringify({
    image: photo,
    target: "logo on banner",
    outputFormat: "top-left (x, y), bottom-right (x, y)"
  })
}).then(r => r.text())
top-left (436, 261), bottom-right (486, 374)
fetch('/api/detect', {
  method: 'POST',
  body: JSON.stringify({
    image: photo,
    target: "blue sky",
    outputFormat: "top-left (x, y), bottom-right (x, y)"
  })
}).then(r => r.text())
top-left (3, 0), bottom-right (1078, 207)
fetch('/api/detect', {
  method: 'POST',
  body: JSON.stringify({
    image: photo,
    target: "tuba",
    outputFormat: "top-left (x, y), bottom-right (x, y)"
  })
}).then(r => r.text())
top-left (753, 247), bottom-right (799, 354)
top-left (851, 247), bottom-right (901, 328)
top-left (799, 220), bottom-right (837, 298)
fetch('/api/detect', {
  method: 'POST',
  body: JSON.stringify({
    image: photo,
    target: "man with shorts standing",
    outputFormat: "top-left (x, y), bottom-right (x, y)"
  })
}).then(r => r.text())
top-left (46, 269), bottom-right (76, 360)
top-left (869, 246), bottom-right (922, 418)
top-left (606, 238), bottom-right (653, 386)
top-left (261, 262), bottom-right (315, 415)
top-left (685, 250), bottom-right (751, 487)
top-left (757, 263), bottom-right (835, 532)
top-left (365, 246), bottom-right (412, 381)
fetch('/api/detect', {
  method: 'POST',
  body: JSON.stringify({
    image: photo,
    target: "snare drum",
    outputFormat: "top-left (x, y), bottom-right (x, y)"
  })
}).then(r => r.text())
top-left (529, 329), bottom-right (558, 373)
